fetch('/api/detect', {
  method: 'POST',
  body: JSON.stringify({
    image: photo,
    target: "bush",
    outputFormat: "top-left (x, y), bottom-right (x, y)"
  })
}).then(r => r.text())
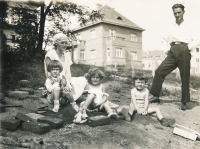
top-left (190, 75), bottom-right (200, 89)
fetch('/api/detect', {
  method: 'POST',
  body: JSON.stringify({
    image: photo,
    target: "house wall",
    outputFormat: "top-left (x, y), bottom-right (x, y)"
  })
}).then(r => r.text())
top-left (74, 23), bottom-right (143, 69)
top-left (102, 23), bottom-right (142, 69)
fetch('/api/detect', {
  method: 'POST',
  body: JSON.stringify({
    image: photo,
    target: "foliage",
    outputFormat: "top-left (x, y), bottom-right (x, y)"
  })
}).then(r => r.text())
top-left (190, 75), bottom-right (200, 89)
top-left (3, 0), bottom-right (104, 65)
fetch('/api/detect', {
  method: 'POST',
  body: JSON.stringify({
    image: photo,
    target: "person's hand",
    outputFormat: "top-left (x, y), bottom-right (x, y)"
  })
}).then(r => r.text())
top-left (165, 50), bottom-right (169, 55)
top-left (63, 86), bottom-right (70, 92)
top-left (67, 83), bottom-right (72, 92)
top-left (93, 102), bottom-right (101, 108)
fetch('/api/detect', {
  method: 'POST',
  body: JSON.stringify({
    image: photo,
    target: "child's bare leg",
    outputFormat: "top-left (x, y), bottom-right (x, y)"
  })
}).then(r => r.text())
top-left (63, 92), bottom-right (78, 111)
top-left (79, 94), bottom-right (95, 113)
top-left (147, 107), bottom-right (175, 127)
top-left (101, 101), bottom-right (117, 118)
top-left (147, 107), bottom-right (163, 120)
top-left (51, 86), bottom-right (61, 112)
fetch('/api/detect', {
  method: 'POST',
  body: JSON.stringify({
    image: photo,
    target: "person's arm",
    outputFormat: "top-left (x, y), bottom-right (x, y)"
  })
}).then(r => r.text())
top-left (45, 79), bottom-right (59, 92)
top-left (45, 57), bottom-right (52, 78)
top-left (61, 75), bottom-right (71, 92)
top-left (187, 24), bottom-right (200, 51)
top-left (161, 25), bottom-right (171, 54)
top-left (142, 89), bottom-right (149, 115)
top-left (94, 85), bottom-right (108, 107)
top-left (131, 89), bottom-right (140, 113)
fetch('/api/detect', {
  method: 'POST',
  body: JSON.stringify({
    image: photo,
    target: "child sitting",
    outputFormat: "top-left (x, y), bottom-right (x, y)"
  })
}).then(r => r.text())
top-left (74, 68), bottom-right (117, 123)
top-left (116, 72), bottom-right (175, 127)
top-left (45, 60), bottom-right (78, 112)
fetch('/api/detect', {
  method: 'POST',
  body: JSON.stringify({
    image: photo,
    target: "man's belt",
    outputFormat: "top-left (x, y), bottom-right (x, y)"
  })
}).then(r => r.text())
top-left (171, 42), bottom-right (187, 46)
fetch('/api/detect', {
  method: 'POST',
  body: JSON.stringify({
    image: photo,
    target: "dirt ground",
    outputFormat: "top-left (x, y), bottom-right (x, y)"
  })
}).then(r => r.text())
top-left (0, 80), bottom-right (200, 149)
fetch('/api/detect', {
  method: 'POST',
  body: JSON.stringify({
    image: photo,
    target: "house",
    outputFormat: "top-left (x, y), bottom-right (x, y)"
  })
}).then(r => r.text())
top-left (191, 47), bottom-right (200, 75)
top-left (142, 50), bottom-right (166, 71)
top-left (142, 48), bottom-right (200, 76)
top-left (72, 4), bottom-right (144, 69)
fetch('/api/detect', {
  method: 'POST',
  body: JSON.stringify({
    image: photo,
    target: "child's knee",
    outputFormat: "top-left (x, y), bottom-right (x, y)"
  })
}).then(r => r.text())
top-left (53, 86), bottom-right (61, 92)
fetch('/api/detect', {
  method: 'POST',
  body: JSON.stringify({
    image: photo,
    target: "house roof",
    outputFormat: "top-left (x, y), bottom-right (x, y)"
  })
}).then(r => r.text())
top-left (74, 5), bottom-right (144, 31)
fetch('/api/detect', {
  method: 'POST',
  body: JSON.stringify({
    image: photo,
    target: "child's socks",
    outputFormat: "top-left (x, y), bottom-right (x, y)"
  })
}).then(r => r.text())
top-left (52, 100), bottom-right (59, 112)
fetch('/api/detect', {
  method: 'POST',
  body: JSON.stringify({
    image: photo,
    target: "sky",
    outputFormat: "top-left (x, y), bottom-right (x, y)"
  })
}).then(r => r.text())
top-left (70, 0), bottom-right (200, 51)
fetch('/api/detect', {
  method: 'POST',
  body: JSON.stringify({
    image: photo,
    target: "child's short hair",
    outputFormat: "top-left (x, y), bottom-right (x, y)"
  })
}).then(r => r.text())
top-left (85, 68), bottom-right (105, 84)
top-left (133, 72), bottom-right (148, 83)
top-left (47, 60), bottom-right (63, 72)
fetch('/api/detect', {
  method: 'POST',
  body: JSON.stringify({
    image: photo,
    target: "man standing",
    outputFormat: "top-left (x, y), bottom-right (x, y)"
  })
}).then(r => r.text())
top-left (150, 4), bottom-right (200, 110)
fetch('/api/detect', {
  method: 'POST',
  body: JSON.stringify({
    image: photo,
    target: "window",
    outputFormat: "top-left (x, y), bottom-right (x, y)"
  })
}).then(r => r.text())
top-left (76, 34), bottom-right (81, 40)
top-left (155, 56), bottom-right (160, 59)
top-left (80, 49), bottom-right (85, 60)
top-left (117, 16), bottom-right (122, 20)
top-left (197, 48), bottom-right (199, 52)
top-left (90, 49), bottom-right (96, 59)
top-left (115, 48), bottom-right (122, 57)
top-left (107, 48), bottom-right (110, 61)
top-left (131, 33), bottom-right (137, 42)
top-left (109, 29), bottom-right (116, 36)
top-left (131, 51), bottom-right (137, 60)
top-left (90, 29), bottom-right (96, 39)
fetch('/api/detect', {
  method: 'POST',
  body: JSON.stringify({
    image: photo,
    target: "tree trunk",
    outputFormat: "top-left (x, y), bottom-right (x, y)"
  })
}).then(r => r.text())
top-left (35, 5), bottom-right (46, 53)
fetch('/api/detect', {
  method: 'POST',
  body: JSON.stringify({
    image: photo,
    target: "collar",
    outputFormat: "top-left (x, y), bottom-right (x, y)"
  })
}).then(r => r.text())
top-left (172, 20), bottom-right (187, 26)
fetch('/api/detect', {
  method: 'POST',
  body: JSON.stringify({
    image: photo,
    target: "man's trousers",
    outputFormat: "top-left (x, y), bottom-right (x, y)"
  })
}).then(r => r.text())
top-left (150, 43), bottom-right (191, 103)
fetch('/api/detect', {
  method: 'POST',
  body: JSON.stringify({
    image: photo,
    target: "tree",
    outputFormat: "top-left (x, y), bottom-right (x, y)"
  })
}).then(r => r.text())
top-left (9, 0), bottom-right (104, 62)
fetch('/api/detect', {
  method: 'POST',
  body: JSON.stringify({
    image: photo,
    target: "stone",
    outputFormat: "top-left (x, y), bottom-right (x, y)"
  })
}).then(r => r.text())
top-left (15, 112), bottom-right (33, 122)
top-left (19, 80), bottom-right (30, 87)
top-left (1, 119), bottom-right (22, 131)
top-left (26, 113), bottom-right (45, 122)
top-left (19, 88), bottom-right (34, 95)
top-left (22, 121), bottom-right (50, 134)
top-left (87, 115), bottom-right (111, 127)
top-left (37, 116), bottom-right (64, 129)
top-left (6, 91), bottom-right (29, 99)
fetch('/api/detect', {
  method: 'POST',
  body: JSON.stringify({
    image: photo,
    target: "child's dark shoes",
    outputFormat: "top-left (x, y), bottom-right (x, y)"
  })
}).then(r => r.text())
top-left (160, 118), bottom-right (175, 127)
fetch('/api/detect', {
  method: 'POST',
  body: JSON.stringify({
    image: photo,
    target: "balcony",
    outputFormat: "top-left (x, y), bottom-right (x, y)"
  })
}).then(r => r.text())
top-left (106, 36), bottom-right (125, 46)
top-left (72, 40), bottom-right (86, 49)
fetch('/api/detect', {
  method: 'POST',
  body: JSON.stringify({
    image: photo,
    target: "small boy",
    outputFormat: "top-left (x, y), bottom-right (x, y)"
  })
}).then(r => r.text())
top-left (45, 60), bottom-right (78, 112)
top-left (116, 72), bottom-right (175, 127)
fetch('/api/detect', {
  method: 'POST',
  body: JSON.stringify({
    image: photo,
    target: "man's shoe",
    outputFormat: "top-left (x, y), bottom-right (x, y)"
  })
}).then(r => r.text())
top-left (181, 103), bottom-right (186, 111)
top-left (149, 96), bottom-right (160, 103)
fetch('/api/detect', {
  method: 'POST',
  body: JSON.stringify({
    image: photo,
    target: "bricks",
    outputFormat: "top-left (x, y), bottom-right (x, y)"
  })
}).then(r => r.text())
top-left (19, 88), bottom-right (34, 95)
top-left (37, 116), bottom-right (64, 129)
top-left (6, 91), bottom-right (29, 99)
top-left (26, 113), bottom-right (45, 122)
top-left (22, 121), bottom-right (50, 134)
top-left (1, 119), bottom-right (22, 131)
top-left (19, 80), bottom-right (30, 87)
top-left (87, 115), bottom-right (111, 127)
top-left (15, 112), bottom-right (33, 122)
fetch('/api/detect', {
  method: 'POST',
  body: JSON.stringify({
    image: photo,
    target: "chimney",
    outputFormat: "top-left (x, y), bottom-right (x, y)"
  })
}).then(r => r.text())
top-left (96, 3), bottom-right (102, 11)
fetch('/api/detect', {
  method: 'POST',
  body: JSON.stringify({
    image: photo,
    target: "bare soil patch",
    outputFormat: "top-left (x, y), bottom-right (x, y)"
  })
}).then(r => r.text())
top-left (0, 81), bottom-right (200, 149)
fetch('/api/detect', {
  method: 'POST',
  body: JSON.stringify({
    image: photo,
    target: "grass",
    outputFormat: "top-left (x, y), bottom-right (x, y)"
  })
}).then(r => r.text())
top-left (1, 62), bottom-right (200, 92)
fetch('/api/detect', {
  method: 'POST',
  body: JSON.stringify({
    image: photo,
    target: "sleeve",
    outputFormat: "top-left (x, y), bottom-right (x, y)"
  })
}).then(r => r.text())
top-left (45, 78), bottom-right (54, 92)
top-left (187, 24), bottom-right (200, 50)
top-left (161, 25), bottom-right (171, 54)
top-left (102, 85), bottom-right (109, 97)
